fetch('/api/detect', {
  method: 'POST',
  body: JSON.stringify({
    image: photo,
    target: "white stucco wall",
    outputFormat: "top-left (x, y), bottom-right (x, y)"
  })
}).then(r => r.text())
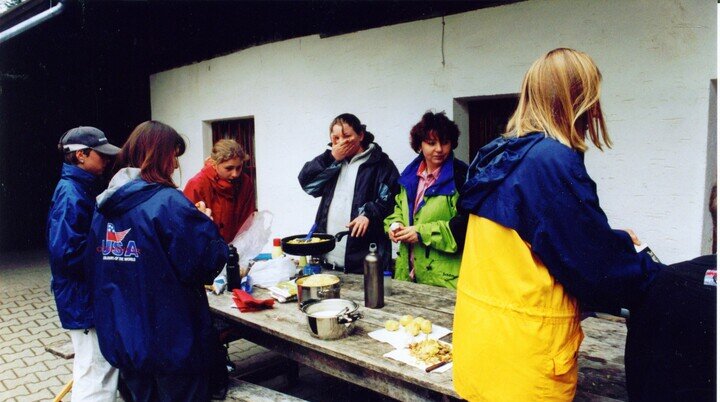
top-left (151, 0), bottom-right (716, 262)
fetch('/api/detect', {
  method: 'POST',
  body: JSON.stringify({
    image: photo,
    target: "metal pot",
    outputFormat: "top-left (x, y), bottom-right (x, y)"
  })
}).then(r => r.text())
top-left (295, 274), bottom-right (341, 308)
top-left (301, 298), bottom-right (362, 340)
top-left (281, 231), bottom-right (350, 256)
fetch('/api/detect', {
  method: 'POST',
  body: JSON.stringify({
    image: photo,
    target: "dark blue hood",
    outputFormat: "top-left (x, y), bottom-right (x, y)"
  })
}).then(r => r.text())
top-left (460, 132), bottom-right (546, 215)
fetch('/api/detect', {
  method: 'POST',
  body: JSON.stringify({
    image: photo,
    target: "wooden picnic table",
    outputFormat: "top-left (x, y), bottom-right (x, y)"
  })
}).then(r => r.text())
top-left (208, 272), bottom-right (628, 402)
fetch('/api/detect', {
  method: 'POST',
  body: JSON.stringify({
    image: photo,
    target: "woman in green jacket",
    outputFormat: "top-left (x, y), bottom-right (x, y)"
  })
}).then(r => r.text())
top-left (384, 112), bottom-right (468, 289)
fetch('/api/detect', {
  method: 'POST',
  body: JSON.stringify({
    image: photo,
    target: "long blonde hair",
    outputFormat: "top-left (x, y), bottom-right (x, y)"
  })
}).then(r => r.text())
top-left (506, 48), bottom-right (611, 152)
top-left (210, 139), bottom-right (250, 164)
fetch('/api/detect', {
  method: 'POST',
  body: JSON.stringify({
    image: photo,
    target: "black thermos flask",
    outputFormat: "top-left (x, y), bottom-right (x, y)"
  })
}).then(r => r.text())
top-left (226, 244), bottom-right (241, 291)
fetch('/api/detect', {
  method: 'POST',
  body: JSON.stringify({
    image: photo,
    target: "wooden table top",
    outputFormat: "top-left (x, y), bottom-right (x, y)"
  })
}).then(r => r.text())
top-left (208, 273), bottom-right (459, 401)
top-left (208, 272), bottom-right (628, 402)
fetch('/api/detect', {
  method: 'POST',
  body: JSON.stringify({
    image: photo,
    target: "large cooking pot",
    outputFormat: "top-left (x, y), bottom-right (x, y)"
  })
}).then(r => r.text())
top-left (295, 274), bottom-right (341, 308)
top-left (301, 298), bottom-right (362, 340)
top-left (281, 231), bottom-right (350, 256)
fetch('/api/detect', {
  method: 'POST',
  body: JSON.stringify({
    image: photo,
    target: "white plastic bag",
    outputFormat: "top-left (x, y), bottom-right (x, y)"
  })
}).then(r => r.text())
top-left (248, 257), bottom-right (297, 287)
top-left (230, 210), bottom-right (273, 266)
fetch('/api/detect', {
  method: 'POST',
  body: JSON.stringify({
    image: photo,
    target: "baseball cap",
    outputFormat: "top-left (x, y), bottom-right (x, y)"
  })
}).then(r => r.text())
top-left (59, 126), bottom-right (121, 156)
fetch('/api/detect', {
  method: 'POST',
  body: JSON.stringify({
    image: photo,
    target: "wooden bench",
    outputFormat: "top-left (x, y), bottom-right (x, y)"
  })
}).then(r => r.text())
top-left (225, 378), bottom-right (307, 402)
top-left (46, 339), bottom-right (303, 401)
top-left (45, 340), bottom-right (75, 359)
top-left (231, 349), bottom-right (298, 386)
top-left (45, 340), bottom-right (74, 402)
top-left (575, 315), bottom-right (629, 401)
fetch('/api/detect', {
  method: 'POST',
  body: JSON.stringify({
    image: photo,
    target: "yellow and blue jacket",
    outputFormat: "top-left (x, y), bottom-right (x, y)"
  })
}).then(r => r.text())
top-left (453, 132), bottom-right (662, 401)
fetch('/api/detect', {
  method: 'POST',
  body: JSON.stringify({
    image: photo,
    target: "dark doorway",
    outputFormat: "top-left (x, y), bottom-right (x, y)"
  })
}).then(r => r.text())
top-left (467, 95), bottom-right (518, 161)
top-left (211, 118), bottom-right (258, 207)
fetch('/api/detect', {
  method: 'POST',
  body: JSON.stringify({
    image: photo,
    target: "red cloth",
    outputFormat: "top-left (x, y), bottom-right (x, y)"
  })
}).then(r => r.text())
top-left (232, 289), bottom-right (274, 312)
top-left (183, 161), bottom-right (256, 243)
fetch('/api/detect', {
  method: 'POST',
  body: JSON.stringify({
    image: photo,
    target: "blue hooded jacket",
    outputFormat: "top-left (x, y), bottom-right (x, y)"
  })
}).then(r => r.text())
top-left (86, 169), bottom-right (228, 374)
top-left (459, 132), bottom-right (663, 312)
top-left (47, 163), bottom-right (103, 329)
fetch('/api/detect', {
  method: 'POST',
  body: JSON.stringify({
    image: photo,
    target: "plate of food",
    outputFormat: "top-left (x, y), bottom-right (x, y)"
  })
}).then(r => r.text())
top-left (368, 315), bottom-right (452, 349)
top-left (383, 338), bottom-right (453, 373)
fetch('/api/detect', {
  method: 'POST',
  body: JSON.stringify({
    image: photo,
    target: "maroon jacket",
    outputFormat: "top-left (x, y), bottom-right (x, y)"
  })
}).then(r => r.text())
top-left (184, 162), bottom-right (256, 243)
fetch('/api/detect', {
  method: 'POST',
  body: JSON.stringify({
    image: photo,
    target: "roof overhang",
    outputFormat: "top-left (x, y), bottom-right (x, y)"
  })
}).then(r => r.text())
top-left (0, 0), bottom-right (523, 73)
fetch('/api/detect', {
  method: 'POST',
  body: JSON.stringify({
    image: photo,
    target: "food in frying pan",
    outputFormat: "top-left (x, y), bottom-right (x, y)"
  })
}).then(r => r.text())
top-left (408, 339), bottom-right (452, 365)
top-left (287, 237), bottom-right (330, 245)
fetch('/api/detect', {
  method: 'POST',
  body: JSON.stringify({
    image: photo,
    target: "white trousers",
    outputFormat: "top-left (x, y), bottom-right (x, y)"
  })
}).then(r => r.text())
top-left (68, 328), bottom-right (119, 402)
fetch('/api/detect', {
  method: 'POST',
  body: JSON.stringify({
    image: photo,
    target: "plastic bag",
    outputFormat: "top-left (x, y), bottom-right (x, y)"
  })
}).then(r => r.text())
top-left (212, 275), bottom-right (227, 295)
top-left (230, 210), bottom-right (273, 266)
top-left (248, 257), bottom-right (297, 288)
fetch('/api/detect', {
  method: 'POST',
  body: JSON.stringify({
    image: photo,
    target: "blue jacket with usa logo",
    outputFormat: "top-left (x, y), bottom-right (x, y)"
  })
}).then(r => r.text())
top-left (47, 163), bottom-right (103, 329)
top-left (87, 168), bottom-right (228, 374)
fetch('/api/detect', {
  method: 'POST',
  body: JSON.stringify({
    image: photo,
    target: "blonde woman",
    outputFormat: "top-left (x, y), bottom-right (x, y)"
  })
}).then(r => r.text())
top-left (184, 139), bottom-right (256, 243)
top-left (453, 48), bottom-right (663, 401)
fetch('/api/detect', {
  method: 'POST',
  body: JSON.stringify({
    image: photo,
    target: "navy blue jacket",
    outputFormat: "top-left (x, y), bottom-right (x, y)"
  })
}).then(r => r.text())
top-left (87, 176), bottom-right (228, 374)
top-left (459, 132), bottom-right (663, 312)
top-left (47, 164), bottom-right (103, 329)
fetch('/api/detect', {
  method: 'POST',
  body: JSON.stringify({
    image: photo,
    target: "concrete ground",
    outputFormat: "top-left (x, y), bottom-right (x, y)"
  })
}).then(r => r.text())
top-left (0, 249), bottom-right (392, 402)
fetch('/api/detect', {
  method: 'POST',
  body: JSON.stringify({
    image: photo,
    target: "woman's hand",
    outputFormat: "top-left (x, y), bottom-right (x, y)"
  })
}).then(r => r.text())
top-left (388, 222), bottom-right (403, 242)
top-left (347, 215), bottom-right (370, 237)
top-left (195, 201), bottom-right (213, 221)
top-left (331, 138), bottom-right (360, 161)
top-left (330, 126), bottom-right (361, 161)
top-left (623, 228), bottom-right (641, 246)
top-left (395, 225), bottom-right (419, 244)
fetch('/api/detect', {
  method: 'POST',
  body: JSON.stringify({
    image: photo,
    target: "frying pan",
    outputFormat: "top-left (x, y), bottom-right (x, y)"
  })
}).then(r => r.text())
top-left (281, 231), bottom-right (350, 256)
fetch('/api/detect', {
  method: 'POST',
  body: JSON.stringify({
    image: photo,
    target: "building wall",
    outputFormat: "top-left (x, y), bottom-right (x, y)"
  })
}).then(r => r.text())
top-left (150, 0), bottom-right (716, 262)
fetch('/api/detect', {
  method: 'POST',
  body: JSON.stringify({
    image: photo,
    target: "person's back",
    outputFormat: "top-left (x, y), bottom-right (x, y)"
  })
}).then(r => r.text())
top-left (625, 185), bottom-right (717, 402)
top-left (625, 255), bottom-right (716, 402)
top-left (88, 120), bottom-right (228, 402)
top-left (91, 173), bottom-right (224, 372)
top-left (453, 48), bottom-right (663, 402)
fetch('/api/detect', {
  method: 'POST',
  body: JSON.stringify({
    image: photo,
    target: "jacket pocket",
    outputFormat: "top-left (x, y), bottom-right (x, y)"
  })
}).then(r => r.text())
top-left (552, 331), bottom-right (583, 376)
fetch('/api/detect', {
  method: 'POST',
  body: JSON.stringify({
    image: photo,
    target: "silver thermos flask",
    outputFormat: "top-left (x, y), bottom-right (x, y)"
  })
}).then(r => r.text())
top-left (364, 243), bottom-right (384, 308)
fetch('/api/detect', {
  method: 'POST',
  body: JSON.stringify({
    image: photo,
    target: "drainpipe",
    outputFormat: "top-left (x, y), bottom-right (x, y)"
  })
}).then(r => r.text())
top-left (0, 0), bottom-right (65, 44)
